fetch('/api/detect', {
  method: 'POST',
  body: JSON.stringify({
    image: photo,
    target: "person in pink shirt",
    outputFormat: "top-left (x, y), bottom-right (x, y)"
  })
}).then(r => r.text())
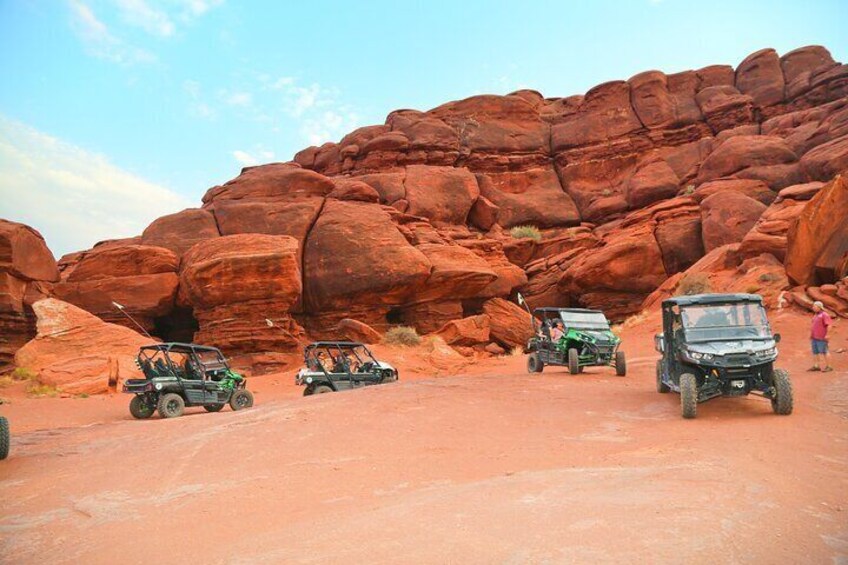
top-left (809, 301), bottom-right (833, 372)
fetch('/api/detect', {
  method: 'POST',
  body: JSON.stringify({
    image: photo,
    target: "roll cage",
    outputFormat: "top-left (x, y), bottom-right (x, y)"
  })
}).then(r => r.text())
top-left (303, 341), bottom-right (381, 376)
top-left (136, 343), bottom-right (231, 381)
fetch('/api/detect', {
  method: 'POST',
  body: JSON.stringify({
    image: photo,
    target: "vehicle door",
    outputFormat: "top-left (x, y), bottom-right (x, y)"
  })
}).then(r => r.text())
top-left (176, 352), bottom-right (205, 405)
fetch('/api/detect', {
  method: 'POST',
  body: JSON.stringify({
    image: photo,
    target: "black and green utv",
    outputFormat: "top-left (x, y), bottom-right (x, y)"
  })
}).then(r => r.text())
top-left (123, 343), bottom-right (254, 419)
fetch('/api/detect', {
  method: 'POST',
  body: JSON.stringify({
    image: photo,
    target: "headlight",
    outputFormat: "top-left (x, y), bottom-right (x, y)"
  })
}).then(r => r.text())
top-left (155, 383), bottom-right (163, 390)
top-left (306, 376), bottom-right (313, 384)
top-left (688, 351), bottom-right (713, 361)
top-left (757, 347), bottom-right (777, 357)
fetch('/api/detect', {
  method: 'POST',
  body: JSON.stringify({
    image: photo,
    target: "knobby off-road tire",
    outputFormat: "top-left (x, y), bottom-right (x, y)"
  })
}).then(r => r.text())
top-left (157, 393), bottom-right (185, 419)
top-left (0, 416), bottom-right (9, 460)
top-left (527, 353), bottom-right (544, 373)
top-left (313, 385), bottom-right (333, 394)
top-left (204, 404), bottom-right (225, 413)
top-left (656, 361), bottom-right (670, 393)
top-left (680, 373), bottom-right (698, 419)
top-left (615, 350), bottom-right (627, 377)
top-left (568, 349), bottom-right (580, 374)
top-left (771, 368), bottom-right (794, 415)
top-left (229, 389), bottom-right (254, 411)
top-left (129, 395), bottom-right (155, 419)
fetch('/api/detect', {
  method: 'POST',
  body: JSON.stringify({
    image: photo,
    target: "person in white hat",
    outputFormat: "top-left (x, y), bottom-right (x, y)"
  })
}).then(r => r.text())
top-left (808, 301), bottom-right (833, 372)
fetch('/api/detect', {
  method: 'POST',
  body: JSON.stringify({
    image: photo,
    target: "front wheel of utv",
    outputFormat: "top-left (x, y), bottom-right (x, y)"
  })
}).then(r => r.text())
top-left (615, 351), bottom-right (627, 377)
top-left (771, 368), bottom-right (793, 415)
top-left (527, 353), bottom-right (544, 373)
top-left (157, 393), bottom-right (185, 419)
top-left (656, 361), bottom-right (670, 393)
top-left (313, 385), bottom-right (333, 394)
top-left (0, 416), bottom-right (9, 460)
top-left (129, 395), bottom-right (155, 419)
top-left (568, 349), bottom-right (580, 375)
top-left (680, 373), bottom-right (698, 419)
top-left (230, 389), bottom-right (254, 411)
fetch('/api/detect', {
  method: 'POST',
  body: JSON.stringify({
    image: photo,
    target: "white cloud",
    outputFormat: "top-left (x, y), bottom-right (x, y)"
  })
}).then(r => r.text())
top-left (223, 91), bottom-right (253, 107)
top-left (0, 115), bottom-right (192, 258)
top-left (114, 0), bottom-right (175, 37)
top-left (176, 0), bottom-right (224, 19)
top-left (68, 0), bottom-right (156, 65)
top-left (301, 110), bottom-right (360, 146)
top-left (183, 79), bottom-right (216, 118)
top-left (232, 148), bottom-right (275, 167)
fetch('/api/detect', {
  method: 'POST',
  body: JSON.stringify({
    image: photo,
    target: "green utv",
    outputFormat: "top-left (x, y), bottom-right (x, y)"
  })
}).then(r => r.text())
top-left (123, 343), bottom-right (254, 419)
top-left (526, 308), bottom-right (626, 376)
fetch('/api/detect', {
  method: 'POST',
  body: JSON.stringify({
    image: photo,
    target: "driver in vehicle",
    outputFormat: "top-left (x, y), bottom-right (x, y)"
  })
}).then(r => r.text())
top-left (550, 320), bottom-right (565, 342)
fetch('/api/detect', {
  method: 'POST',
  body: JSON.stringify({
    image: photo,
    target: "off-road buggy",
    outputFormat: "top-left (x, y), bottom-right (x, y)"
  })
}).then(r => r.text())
top-left (0, 416), bottom-right (8, 460)
top-left (296, 341), bottom-right (398, 396)
top-left (655, 293), bottom-right (792, 419)
top-left (526, 308), bottom-right (626, 376)
top-left (123, 343), bottom-right (254, 419)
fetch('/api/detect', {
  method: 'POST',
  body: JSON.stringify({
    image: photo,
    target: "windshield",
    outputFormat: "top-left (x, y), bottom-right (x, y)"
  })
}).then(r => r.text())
top-left (559, 311), bottom-right (610, 330)
top-left (680, 303), bottom-right (771, 342)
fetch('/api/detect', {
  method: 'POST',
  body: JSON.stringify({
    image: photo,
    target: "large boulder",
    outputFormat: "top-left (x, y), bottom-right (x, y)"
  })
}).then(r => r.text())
top-left (15, 299), bottom-right (149, 395)
top-left (0, 220), bottom-right (60, 282)
top-left (336, 318), bottom-right (382, 343)
top-left (700, 192), bottom-right (767, 252)
top-left (799, 134), bottom-right (848, 181)
top-left (477, 167), bottom-right (581, 228)
top-left (180, 234), bottom-right (305, 352)
top-left (435, 315), bottom-right (491, 346)
top-left (403, 165), bottom-right (479, 224)
top-left (551, 81), bottom-right (643, 151)
top-left (303, 199), bottom-right (431, 312)
top-left (141, 208), bottom-right (220, 257)
top-left (482, 298), bottom-right (534, 349)
top-left (202, 163), bottom-right (334, 203)
top-left (559, 221), bottom-right (668, 319)
top-left (53, 245), bottom-right (179, 332)
top-left (0, 220), bottom-right (59, 369)
top-left (696, 135), bottom-right (797, 183)
top-left (735, 48), bottom-right (785, 108)
top-left (785, 174), bottom-right (848, 284)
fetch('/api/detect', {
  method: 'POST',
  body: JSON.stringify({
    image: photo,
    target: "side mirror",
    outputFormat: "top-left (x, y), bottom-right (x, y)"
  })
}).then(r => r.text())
top-left (774, 333), bottom-right (781, 343)
top-left (654, 334), bottom-right (665, 353)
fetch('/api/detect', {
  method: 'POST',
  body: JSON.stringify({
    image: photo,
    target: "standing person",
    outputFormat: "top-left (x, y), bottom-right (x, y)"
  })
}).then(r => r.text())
top-left (809, 301), bottom-right (833, 372)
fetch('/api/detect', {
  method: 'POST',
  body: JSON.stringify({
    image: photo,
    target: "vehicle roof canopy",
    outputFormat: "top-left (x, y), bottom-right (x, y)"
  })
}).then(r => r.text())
top-left (139, 343), bottom-right (223, 354)
top-left (661, 293), bottom-right (764, 308)
top-left (533, 307), bottom-right (604, 315)
top-left (305, 341), bottom-right (366, 349)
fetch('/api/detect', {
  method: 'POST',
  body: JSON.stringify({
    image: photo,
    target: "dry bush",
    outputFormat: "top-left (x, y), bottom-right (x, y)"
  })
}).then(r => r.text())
top-left (509, 225), bottom-right (542, 241)
top-left (27, 383), bottom-right (58, 397)
top-left (12, 367), bottom-right (36, 381)
top-left (383, 326), bottom-right (422, 346)
top-left (678, 273), bottom-right (712, 296)
top-left (509, 346), bottom-right (524, 357)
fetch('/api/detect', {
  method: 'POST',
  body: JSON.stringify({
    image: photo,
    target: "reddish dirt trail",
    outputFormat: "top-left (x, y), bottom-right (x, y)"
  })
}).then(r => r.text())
top-left (1, 311), bottom-right (847, 563)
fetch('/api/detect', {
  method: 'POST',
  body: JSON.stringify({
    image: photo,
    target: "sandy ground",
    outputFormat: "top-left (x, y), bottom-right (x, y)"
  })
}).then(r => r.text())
top-left (1, 310), bottom-right (847, 564)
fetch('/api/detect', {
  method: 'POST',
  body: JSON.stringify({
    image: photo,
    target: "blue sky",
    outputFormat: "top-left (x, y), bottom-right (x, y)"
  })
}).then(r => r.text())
top-left (1, 0), bottom-right (846, 257)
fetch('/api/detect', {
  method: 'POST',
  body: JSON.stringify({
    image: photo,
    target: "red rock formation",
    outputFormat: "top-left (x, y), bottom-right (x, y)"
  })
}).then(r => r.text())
top-left (336, 318), bottom-right (382, 343)
top-left (435, 315), bottom-right (490, 346)
top-left (180, 234), bottom-right (306, 352)
top-left (785, 173), bottom-right (848, 284)
top-left (13, 44), bottom-right (848, 367)
top-left (15, 299), bottom-right (149, 394)
top-left (482, 298), bottom-right (534, 349)
top-left (141, 208), bottom-right (220, 256)
top-left (53, 244), bottom-right (179, 333)
top-left (0, 220), bottom-right (59, 370)
top-left (700, 192), bottom-right (767, 252)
